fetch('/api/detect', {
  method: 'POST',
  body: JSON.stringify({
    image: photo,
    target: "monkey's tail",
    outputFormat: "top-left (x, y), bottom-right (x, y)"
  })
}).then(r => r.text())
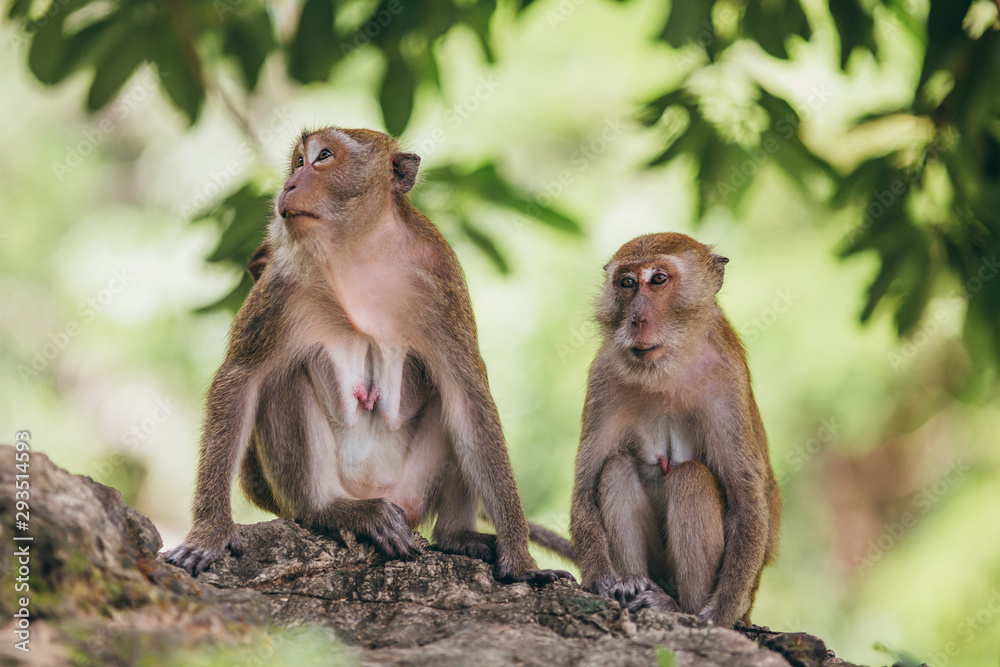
top-left (528, 521), bottom-right (577, 563)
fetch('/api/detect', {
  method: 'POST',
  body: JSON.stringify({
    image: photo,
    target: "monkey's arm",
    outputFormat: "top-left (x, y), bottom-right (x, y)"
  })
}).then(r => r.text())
top-left (700, 419), bottom-right (770, 626)
top-left (164, 362), bottom-right (260, 576)
top-left (440, 370), bottom-right (572, 584)
top-left (570, 458), bottom-right (619, 594)
top-left (570, 396), bottom-right (621, 595)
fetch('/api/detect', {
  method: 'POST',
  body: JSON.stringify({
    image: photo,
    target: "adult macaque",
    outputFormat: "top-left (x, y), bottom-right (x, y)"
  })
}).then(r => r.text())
top-left (165, 127), bottom-right (573, 583)
top-left (570, 233), bottom-right (780, 627)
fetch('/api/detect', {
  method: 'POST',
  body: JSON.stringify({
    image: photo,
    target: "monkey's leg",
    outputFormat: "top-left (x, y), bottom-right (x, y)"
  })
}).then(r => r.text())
top-left (662, 461), bottom-right (725, 614)
top-left (431, 461), bottom-right (497, 563)
top-left (596, 455), bottom-right (664, 605)
top-left (163, 364), bottom-right (260, 576)
top-left (238, 436), bottom-right (280, 515)
top-left (440, 376), bottom-right (573, 584)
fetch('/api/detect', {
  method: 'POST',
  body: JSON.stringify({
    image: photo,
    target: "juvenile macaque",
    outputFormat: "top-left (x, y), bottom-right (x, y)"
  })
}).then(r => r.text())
top-left (570, 233), bottom-right (780, 627)
top-left (165, 128), bottom-right (573, 583)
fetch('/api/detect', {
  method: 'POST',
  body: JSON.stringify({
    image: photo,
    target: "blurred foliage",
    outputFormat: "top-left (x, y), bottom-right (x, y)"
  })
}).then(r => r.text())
top-left (639, 0), bottom-right (1000, 385)
top-left (6, 1), bottom-right (1000, 664)
top-left (9, 0), bottom-right (1000, 381)
top-left (8, 0), bottom-right (581, 309)
top-left (1, 0), bottom-right (991, 384)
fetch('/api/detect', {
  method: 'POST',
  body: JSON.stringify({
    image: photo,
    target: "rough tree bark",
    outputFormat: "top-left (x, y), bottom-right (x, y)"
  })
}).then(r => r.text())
top-left (0, 446), bottom-right (862, 666)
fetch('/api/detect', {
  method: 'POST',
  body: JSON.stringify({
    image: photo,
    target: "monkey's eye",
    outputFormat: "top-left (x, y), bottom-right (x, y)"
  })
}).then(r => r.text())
top-left (619, 276), bottom-right (637, 289)
top-left (318, 148), bottom-right (333, 160)
top-left (650, 272), bottom-right (668, 285)
top-left (295, 155), bottom-right (304, 168)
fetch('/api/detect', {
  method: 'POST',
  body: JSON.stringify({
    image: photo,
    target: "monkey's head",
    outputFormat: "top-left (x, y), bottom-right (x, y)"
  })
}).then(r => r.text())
top-left (597, 233), bottom-right (728, 369)
top-left (273, 127), bottom-right (420, 241)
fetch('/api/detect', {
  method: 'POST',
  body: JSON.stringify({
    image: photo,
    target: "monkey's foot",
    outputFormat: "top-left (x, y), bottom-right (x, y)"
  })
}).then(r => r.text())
top-left (433, 530), bottom-right (497, 563)
top-left (163, 528), bottom-right (243, 577)
top-left (626, 586), bottom-right (681, 614)
top-left (605, 574), bottom-right (656, 606)
top-left (360, 500), bottom-right (421, 561)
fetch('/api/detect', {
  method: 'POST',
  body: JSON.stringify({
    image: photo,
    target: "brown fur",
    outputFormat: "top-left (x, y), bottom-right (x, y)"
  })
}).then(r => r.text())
top-left (570, 232), bottom-right (781, 627)
top-left (165, 127), bottom-right (573, 584)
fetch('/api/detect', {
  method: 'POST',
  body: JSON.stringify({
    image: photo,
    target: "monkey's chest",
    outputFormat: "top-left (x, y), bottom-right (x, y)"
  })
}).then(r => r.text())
top-left (633, 416), bottom-right (696, 472)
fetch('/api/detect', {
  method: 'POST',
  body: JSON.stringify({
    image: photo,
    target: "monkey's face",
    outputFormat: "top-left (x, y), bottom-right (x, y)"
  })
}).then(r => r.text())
top-left (275, 128), bottom-right (420, 237)
top-left (597, 233), bottom-right (727, 368)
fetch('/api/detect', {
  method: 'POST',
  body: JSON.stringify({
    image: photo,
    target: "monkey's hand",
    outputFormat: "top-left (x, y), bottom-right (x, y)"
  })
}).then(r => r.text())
top-left (433, 530), bottom-right (497, 563)
top-left (626, 585), bottom-right (681, 614)
top-left (599, 573), bottom-right (658, 607)
top-left (357, 499), bottom-right (421, 561)
top-left (163, 522), bottom-right (243, 577)
top-left (496, 566), bottom-right (576, 585)
top-left (584, 573), bottom-right (649, 604)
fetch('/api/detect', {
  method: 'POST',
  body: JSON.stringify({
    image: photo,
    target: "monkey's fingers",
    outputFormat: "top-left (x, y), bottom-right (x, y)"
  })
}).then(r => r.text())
top-left (164, 544), bottom-right (221, 577)
top-left (365, 500), bottom-right (421, 561)
top-left (502, 568), bottom-right (576, 585)
top-left (608, 574), bottom-right (655, 605)
top-left (433, 531), bottom-right (497, 563)
top-left (626, 588), bottom-right (680, 614)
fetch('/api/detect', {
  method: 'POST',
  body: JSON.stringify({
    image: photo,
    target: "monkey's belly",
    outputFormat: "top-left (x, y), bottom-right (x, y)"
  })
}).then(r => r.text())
top-left (334, 416), bottom-right (411, 497)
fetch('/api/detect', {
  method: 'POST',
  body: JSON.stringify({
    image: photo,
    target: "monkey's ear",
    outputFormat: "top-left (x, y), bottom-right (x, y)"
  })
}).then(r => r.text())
top-left (710, 254), bottom-right (729, 293)
top-left (392, 152), bottom-right (420, 194)
top-left (247, 241), bottom-right (270, 284)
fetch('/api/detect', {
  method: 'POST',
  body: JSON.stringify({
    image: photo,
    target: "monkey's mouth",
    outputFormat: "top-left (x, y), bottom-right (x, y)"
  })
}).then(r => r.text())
top-left (631, 344), bottom-right (662, 361)
top-left (280, 209), bottom-right (319, 220)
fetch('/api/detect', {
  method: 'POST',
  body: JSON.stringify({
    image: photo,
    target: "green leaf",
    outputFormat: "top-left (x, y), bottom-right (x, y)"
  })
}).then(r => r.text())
top-left (828, 0), bottom-right (878, 68)
top-left (223, 9), bottom-right (275, 91)
top-left (429, 163), bottom-right (583, 234)
top-left (380, 49), bottom-right (415, 135)
top-left (154, 33), bottom-right (205, 123)
top-left (287, 0), bottom-right (337, 84)
top-left (196, 271), bottom-right (256, 313)
top-left (460, 220), bottom-right (509, 274)
top-left (27, 6), bottom-right (68, 84)
top-left (195, 184), bottom-right (272, 264)
top-left (87, 25), bottom-right (150, 111)
top-left (8, 0), bottom-right (31, 19)
top-left (743, 0), bottom-right (811, 60)
top-left (894, 240), bottom-right (933, 335)
top-left (918, 0), bottom-right (974, 89)
top-left (461, 0), bottom-right (497, 62)
top-left (661, 0), bottom-right (713, 50)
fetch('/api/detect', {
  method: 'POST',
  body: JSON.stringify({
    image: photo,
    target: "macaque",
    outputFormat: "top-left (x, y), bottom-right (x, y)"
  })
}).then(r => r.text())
top-left (165, 127), bottom-right (573, 583)
top-left (570, 233), bottom-right (780, 627)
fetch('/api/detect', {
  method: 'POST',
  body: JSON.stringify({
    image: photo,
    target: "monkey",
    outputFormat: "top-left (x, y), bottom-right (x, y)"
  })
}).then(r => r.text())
top-left (569, 232), bottom-right (781, 628)
top-left (164, 127), bottom-right (574, 583)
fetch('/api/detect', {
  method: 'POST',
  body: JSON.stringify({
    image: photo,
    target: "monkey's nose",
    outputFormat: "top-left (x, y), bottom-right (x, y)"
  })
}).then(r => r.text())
top-left (284, 183), bottom-right (296, 194)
